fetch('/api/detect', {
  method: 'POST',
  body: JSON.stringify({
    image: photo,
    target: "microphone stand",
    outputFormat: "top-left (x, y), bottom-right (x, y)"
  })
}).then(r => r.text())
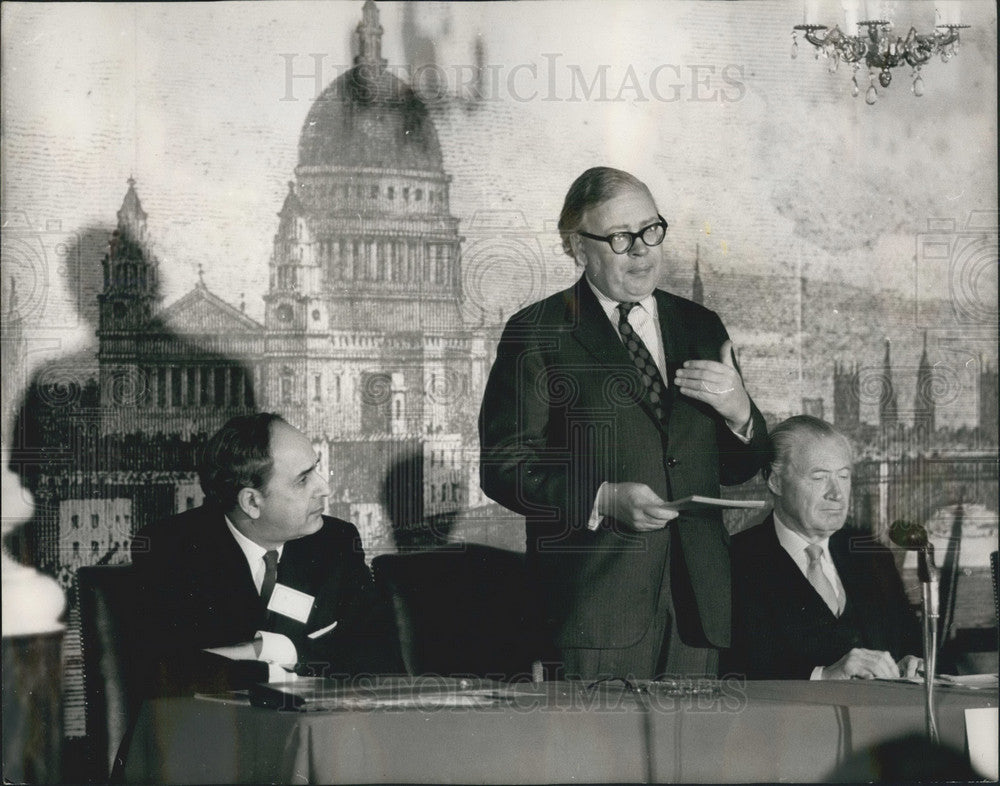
top-left (918, 546), bottom-right (940, 744)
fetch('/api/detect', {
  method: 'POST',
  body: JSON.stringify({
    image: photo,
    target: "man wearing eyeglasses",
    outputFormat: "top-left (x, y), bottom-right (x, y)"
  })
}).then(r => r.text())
top-left (479, 167), bottom-right (767, 681)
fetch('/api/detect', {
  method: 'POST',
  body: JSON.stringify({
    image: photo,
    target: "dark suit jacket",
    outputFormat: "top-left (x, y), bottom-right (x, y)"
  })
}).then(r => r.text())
top-left (131, 506), bottom-right (403, 696)
top-left (479, 277), bottom-right (767, 652)
top-left (727, 514), bottom-right (922, 679)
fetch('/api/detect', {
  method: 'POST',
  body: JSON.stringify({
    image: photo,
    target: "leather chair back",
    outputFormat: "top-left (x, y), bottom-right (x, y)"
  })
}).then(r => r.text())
top-left (372, 544), bottom-right (547, 679)
top-left (77, 564), bottom-right (140, 782)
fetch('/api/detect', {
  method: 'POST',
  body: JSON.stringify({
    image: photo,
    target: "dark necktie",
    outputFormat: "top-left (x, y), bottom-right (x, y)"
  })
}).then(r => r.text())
top-left (260, 549), bottom-right (279, 607)
top-left (617, 302), bottom-right (668, 421)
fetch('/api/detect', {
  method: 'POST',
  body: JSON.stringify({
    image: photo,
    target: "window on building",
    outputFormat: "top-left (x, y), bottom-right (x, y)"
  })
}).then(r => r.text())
top-left (403, 187), bottom-right (409, 201)
top-left (71, 514), bottom-right (80, 529)
top-left (415, 189), bottom-right (423, 201)
top-left (215, 367), bottom-right (227, 407)
top-left (72, 542), bottom-right (80, 558)
top-left (91, 541), bottom-right (100, 555)
top-left (387, 186), bottom-right (394, 199)
top-left (370, 185), bottom-right (378, 198)
top-left (281, 375), bottom-right (293, 405)
top-left (186, 497), bottom-right (195, 510)
top-left (314, 374), bottom-right (322, 401)
top-left (230, 368), bottom-right (242, 407)
top-left (156, 368), bottom-right (166, 408)
top-left (171, 368), bottom-right (182, 406)
top-left (91, 514), bottom-right (99, 529)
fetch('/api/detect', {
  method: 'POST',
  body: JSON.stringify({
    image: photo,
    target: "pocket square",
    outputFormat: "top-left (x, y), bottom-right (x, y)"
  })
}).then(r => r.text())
top-left (307, 620), bottom-right (339, 640)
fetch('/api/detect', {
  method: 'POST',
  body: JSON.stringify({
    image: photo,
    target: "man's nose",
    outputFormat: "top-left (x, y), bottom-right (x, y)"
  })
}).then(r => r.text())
top-left (825, 479), bottom-right (845, 500)
top-left (628, 237), bottom-right (649, 257)
top-left (313, 468), bottom-right (330, 496)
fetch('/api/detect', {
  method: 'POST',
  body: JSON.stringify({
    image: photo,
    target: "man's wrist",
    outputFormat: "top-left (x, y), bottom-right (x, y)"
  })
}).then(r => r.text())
top-left (254, 631), bottom-right (298, 666)
top-left (587, 482), bottom-right (610, 531)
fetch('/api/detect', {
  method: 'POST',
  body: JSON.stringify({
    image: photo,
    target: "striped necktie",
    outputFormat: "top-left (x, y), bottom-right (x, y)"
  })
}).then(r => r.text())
top-left (617, 301), bottom-right (668, 421)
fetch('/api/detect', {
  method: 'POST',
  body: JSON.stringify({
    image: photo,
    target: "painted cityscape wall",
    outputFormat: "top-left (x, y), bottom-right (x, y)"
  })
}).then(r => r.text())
top-left (3, 0), bottom-right (997, 742)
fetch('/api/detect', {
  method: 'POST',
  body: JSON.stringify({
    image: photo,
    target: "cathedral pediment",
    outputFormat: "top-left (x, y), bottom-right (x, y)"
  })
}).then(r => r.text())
top-left (155, 285), bottom-right (264, 335)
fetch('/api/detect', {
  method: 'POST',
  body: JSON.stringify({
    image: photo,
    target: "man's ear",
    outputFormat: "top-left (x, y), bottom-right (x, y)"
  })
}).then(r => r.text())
top-left (765, 471), bottom-right (781, 497)
top-left (237, 487), bottom-right (262, 520)
top-left (567, 234), bottom-right (587, 268)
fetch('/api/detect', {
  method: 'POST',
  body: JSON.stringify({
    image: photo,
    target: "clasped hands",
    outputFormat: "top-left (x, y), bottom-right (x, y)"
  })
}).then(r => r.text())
top-left (822, 648), bottom-right (925, 680)
top-left (674, 339), bottom-right (751, 431)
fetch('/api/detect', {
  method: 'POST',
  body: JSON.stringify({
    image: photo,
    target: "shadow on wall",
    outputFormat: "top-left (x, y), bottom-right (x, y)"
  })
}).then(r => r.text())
top-left (6, 222), bottom-right (258, 580)
top-left (381, 448), bottom-right (456, 552)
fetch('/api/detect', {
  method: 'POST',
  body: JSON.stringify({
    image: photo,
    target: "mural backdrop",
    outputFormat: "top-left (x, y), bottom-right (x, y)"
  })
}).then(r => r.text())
top-left (2, 0), bottom-right (997, 752)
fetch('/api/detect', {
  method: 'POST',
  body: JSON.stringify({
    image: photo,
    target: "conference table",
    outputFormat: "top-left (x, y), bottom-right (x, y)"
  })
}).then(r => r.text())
top-left (123, 677), bottom-right (997, 783)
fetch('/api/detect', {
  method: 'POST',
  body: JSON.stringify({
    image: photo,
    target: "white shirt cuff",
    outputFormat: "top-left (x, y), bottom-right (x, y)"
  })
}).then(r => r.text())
top-left (810, 665), bottom-right (825, 680)
top-left (586, 482), bottom-right (607, 531)
top-left (265, 663), bottom-right (300, 683)
top-left (728, 416), bottom-right (754, 443)
top-left (255, 630), bottom-right (298, 667)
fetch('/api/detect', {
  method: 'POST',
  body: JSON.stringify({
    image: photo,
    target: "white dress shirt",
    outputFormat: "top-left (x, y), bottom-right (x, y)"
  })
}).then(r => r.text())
top-left (225, 517), bottom-right (298, 682)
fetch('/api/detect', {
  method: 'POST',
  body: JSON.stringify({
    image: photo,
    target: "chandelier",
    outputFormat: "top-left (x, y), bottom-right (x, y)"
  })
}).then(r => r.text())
top-left (791, 19), bottom-right (969, 104)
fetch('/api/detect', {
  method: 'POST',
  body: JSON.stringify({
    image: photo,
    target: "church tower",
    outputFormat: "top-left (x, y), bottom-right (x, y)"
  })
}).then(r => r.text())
top-left (97, 179), bottom-right (163, 413)
top-left (97, 178), bottom-right (161, 336)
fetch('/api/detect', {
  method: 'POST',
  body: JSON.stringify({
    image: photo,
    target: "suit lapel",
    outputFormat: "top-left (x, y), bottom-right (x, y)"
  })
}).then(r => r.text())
top-left (205, 512), bottom-right (269, 632)
top-left (829, 530), bottom-right (879, 636)
top-left (763, 518), bottom-right (840, 619)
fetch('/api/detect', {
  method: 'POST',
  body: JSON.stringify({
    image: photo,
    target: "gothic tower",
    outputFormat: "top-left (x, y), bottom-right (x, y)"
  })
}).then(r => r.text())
top-left (913, 331), bottom-right (935, 439)
top-left (879, 339), bottom-right (898, 427)
top-left (833, 361), bottom-right (860, 432)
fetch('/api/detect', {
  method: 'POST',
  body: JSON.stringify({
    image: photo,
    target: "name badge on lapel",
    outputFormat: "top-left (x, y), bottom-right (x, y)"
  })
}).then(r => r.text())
top-left (267, 584), bottom-right (315, 623)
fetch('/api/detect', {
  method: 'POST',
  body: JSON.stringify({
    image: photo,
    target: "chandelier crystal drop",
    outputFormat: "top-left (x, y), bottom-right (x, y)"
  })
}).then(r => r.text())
top-left (791, 19), bottom-right (969, 104)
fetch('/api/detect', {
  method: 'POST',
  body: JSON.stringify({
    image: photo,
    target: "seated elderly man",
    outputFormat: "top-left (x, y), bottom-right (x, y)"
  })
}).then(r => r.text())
top-left (131, 412), bottom-right (403, 696)
top-left (727, 415), bottom-right (922, 680)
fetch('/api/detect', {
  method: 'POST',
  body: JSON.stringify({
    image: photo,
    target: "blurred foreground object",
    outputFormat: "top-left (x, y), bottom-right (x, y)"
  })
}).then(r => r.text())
top-left (2, 463), bottom-right (66, 783)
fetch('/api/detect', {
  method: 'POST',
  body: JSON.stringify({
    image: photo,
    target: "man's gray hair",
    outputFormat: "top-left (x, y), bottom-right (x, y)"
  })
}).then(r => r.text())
top-left (762, 414), bottom-right (854, 482)
top-left (557, 167), bottom-right (654, 256)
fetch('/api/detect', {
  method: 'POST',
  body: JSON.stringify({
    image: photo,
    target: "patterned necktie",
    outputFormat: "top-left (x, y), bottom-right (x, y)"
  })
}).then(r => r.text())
top-left (617, 302), bottom-right (668, 421)
top-left (260, 549), bottom-right (279, 607)
top-left (805, 544), bottom-right (843, 617)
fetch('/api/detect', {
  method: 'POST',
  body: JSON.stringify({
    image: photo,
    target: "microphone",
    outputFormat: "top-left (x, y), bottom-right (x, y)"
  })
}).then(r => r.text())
top-left (889, 519), bottom-right (938, 609)
top-left (889, 519), bottom-right (940, 743)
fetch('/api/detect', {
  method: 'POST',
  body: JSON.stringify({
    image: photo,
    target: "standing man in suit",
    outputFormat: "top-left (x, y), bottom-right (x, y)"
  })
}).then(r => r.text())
top-left (728, 415), bottom-right (922, 680)
top-left (479, 167), bottom-right (768, 681)
top-left (131, 413), bottom-right (402, 696)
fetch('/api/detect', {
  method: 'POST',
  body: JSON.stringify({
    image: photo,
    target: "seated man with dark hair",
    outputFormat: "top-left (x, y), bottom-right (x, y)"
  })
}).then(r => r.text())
top-left (727, 415), bottom-right (922, 680)
top-left (131, 413), bottom-right (402, 696)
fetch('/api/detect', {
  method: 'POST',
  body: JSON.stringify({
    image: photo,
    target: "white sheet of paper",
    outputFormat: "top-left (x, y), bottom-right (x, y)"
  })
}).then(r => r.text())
top-left (966, 707), bottom-right (999, 780)
top-left (267, 583), bottom-right (314, 623)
